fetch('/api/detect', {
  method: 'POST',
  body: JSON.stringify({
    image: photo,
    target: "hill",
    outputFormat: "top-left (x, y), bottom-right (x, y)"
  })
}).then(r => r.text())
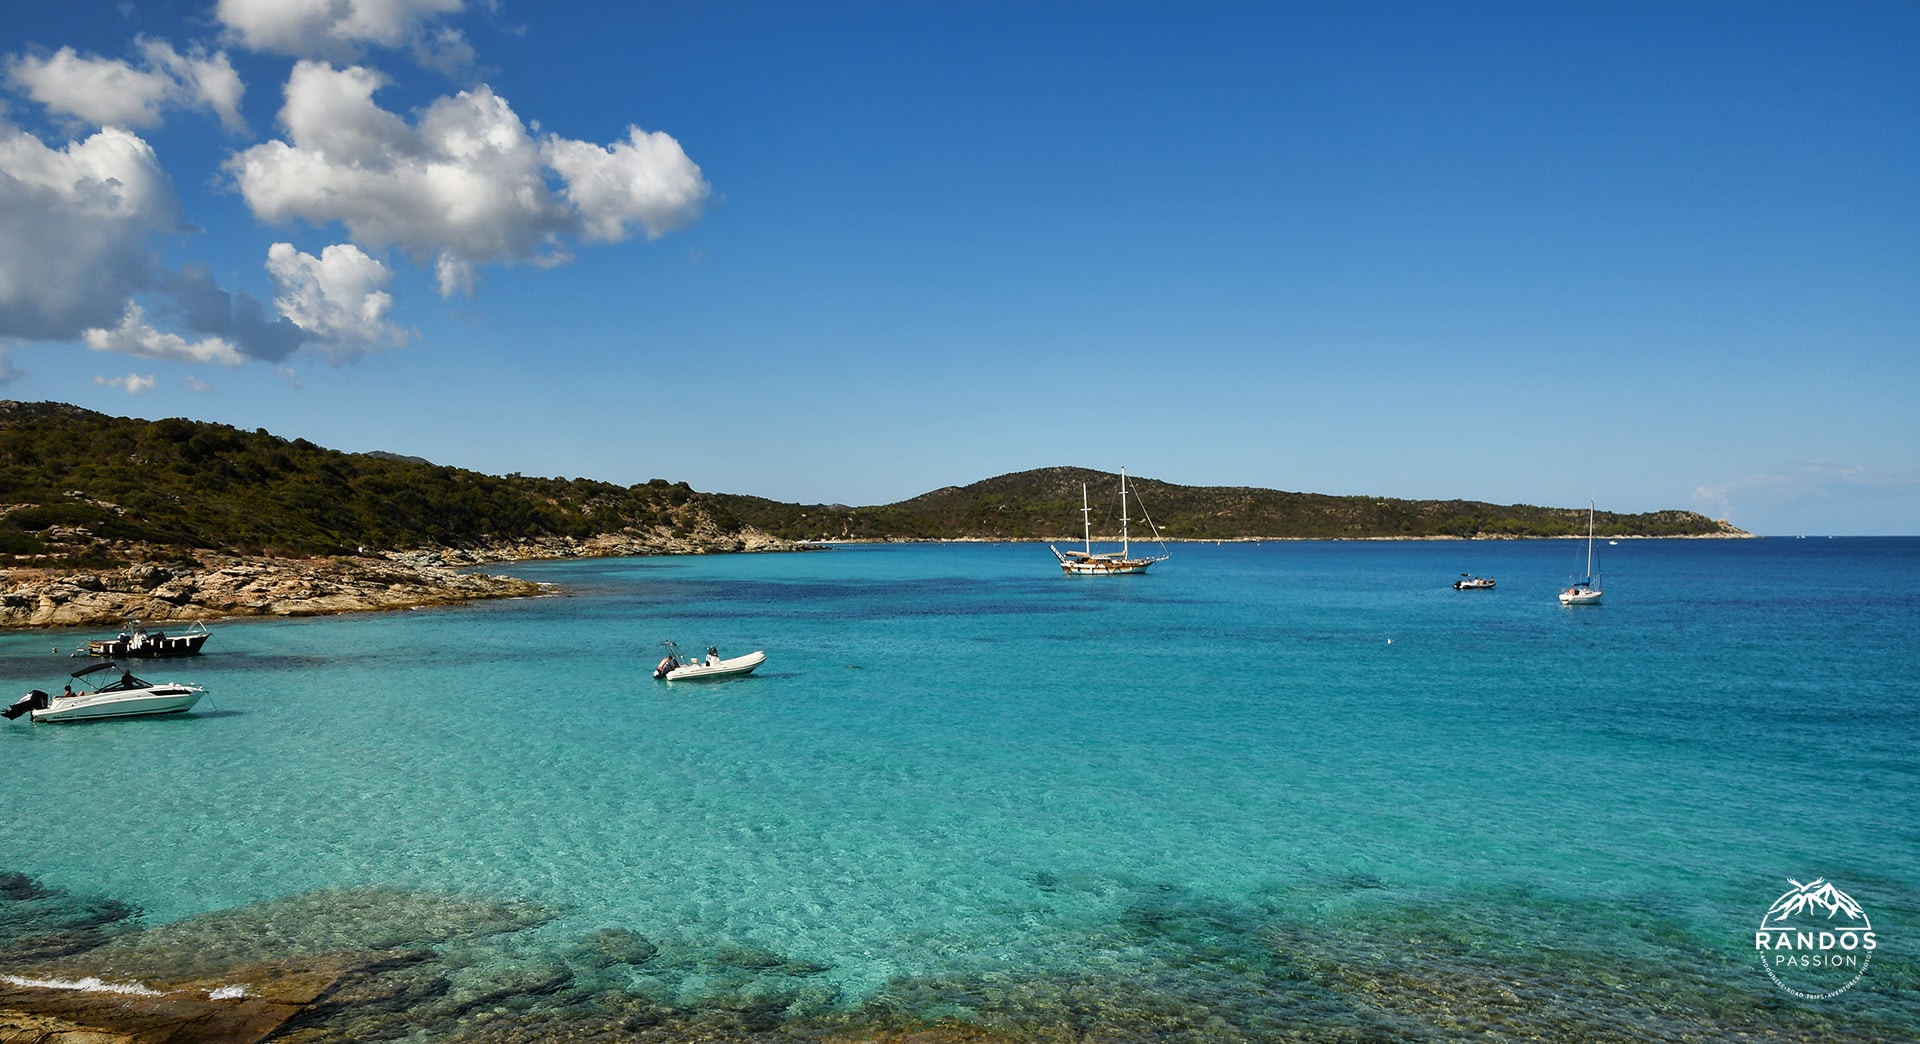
top-left (0, 401), bottom-right (767, 569)
top-left (1, 403), bottom-right (1744, 574)
top-left (711, 466), bottom-right (1746, 542)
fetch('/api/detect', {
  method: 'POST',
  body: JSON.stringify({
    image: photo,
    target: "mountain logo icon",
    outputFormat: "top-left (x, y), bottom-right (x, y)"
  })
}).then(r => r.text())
top-left (1754, 878), bottom-right (1876, 1000)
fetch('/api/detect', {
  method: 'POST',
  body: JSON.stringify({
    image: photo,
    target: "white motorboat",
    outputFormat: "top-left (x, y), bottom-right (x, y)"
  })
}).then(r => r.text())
top-left (1453, 573), bottom-right (1496, 590)
top-left (1050, 468), bottom-right (1170, 575)
top-left (653, 642), bottom-right (766, 681)
top-left (5, 662), bottom-right (205, 723)
top-left (1559, 500), bottom-right (1604, 606)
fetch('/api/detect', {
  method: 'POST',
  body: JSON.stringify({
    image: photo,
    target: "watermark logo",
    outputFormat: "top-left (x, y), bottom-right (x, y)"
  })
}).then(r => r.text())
top-left (1755, 878), bottom-right (1875, 999)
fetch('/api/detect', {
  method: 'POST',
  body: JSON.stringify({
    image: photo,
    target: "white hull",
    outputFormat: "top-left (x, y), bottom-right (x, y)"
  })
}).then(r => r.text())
top-left (1559, 587), bottom-right (1602, 606)
top-left (32, 685), bottom-right (203, 722)
top-left (659, 650), bottom-right (766, 681)
top-left (1054, 552), bottom-right (1160, 575)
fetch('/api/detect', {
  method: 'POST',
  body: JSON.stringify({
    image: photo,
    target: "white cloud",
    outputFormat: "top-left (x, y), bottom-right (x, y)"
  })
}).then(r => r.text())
top-left (4, 40), bottom-right (247, 133)
top-left (0, 121), bottom-right (181, 341)
top-left (227, 62), bottom-right (710, 296)
top-left (93, 372), bottom-right (157, 395)
top-left (83, 302), bottom-right (245, 366)
top-left (217, 0), bottom-right (467, 62)
top-left (266, 241), bottom-right (406, 359)
top-left (184, 375), bottom-right (214, 392)
top-left (544, 128), bottom-right (711, 241)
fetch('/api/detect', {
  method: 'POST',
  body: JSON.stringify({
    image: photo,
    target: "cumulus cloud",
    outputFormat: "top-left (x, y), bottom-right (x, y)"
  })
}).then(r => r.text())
top-left (0, 121), bottom-right (181, 341)
top-left (4, 40), bottom-right (246, 133)
top-left (545, 128), bottom-right (713, 242)
top-left (266, 241), bottom-right (406, 359)
top-left (156, 263), bottom-right (313, 363)
top-left (94, 372), bottom-right (158, 395)
top-left (217, 0), bottom-right (467, 64)
top-left (227, 61), bottom-right (709, 296)
top-left (83, 302), bottom-right (245, 366)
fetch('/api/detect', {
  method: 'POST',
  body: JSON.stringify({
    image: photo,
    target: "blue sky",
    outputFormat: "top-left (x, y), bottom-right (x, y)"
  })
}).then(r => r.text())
top-left (2, 2), bottom-right (1914, 535)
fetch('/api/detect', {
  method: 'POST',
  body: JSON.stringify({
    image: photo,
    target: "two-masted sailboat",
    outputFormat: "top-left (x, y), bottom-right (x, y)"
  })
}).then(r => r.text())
top-left (1050, 469), bottom-right (1170, 575)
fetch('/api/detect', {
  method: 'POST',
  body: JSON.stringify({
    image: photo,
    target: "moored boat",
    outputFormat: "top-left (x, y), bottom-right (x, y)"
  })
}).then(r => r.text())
top-left (1050, 469), bottom-right (1170, 575)
top-left (87, 619), bottom-right (210, 658)
top-left (1559, 500), bottom-right (1604, 605)
top-left (5, 662), bottom-right (205, 723)
top-left (1453, 574), bottom-right (1496, 589)
top-left (653, 642), bottom-right (766, 681)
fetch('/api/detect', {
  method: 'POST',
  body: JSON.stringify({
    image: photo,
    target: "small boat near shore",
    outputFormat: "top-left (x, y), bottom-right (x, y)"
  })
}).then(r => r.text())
top-left (653, 642), bottom-right (766, 681)
top-left (5, 662), bottom-right (205, 723)
top-left (1453, 574), bottom-right (1496, 590)
top-left (86, 619), bottom-right (210, 658)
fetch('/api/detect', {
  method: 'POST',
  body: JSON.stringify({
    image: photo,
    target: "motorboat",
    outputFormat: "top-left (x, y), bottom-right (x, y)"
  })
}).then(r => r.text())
top-left (86, 619), bottom-right (210, 658)
top-left (653, 641), bottom-right (766, 681)
top-left (1453, 574), bottom-right (1496, 589)
top-left (5, 662), bottom-right (205, 723)
top-left (1559, 500), bottom-right (1604, 606)
top-left (1050, 468), bottom-right (1170, 575)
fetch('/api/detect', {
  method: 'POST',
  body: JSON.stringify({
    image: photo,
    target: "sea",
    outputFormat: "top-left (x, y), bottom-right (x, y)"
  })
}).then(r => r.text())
top-left (2, 538), bottom-right (1915, 1042)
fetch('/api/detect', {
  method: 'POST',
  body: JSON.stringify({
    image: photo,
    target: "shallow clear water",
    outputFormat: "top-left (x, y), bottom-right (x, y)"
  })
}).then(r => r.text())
top-left (2, 539), bottom-right (1915, 1039)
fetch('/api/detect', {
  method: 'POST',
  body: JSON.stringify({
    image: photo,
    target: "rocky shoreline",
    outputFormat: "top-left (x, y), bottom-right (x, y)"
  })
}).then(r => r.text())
top-left (0, 525), bottom-right (800, 630)
top-left (2, 524), bottom-right (1756, 631)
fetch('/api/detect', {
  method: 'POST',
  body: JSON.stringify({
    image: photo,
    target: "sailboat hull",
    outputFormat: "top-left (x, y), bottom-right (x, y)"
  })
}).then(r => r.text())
top-left (1055, 552), bottom-right (1160, 575)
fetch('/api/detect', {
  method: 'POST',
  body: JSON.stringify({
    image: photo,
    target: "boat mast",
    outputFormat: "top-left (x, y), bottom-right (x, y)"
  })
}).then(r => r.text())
top-left (1081, 483), bottom-right (1093, 556)
top-left (1120, 468), bottom-right (1131, 558)
top-left (1586, 500), bottom-right (1595, 579)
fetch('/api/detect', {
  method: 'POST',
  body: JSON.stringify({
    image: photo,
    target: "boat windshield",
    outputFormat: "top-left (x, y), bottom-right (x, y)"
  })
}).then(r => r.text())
top-left (94, 671), bottom-right (152, 692)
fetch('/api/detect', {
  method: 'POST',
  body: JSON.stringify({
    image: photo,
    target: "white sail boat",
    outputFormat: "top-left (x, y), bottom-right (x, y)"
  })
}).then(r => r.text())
top-left (1559, 500), bottom-right (1603, 605)
top-left (1050, 468), bottom-right (1170, 575)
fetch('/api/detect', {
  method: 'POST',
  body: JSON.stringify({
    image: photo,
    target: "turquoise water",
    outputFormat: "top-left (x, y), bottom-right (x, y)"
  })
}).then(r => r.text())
top-left (2, 539), bottom-right (1916, 1040)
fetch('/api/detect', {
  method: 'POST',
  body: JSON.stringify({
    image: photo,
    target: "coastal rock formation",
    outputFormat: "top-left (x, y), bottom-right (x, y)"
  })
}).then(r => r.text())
top-left (0, 554), bottom-right (541, 629)
top-left (0, 524), bottom-right (800, 629)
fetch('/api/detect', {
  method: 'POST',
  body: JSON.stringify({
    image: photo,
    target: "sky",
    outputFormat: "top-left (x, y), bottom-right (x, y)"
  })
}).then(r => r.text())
top-left (0, 2), bottom-right (1915, 535)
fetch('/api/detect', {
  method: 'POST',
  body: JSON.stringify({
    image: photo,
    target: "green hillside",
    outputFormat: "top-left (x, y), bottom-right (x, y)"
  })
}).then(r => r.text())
top-left (0, 401), bottom-right (745, 567)
top-left (0, 403), bottom-right (1742, 570)
top-left (711, 466), bottom-right (1744, 542)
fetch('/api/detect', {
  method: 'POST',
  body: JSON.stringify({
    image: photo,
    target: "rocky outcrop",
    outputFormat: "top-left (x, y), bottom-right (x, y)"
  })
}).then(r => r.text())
top-left (0, 525), bottom-right (804, 629)
top-left (0, 554), bottom-right (539, 629)
top-left (439, 522), bottom-right (798, 564)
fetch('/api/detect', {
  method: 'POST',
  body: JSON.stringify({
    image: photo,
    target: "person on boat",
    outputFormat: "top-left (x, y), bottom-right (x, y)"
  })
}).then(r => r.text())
top-left (706, 646), bottom-right (721, 666)
top-left (61, 684), bottom-right (72, 699)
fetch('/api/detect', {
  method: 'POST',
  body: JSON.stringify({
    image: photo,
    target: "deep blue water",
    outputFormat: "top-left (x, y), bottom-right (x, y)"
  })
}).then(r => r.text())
top-left (1, 538), bottom-right (1915, 1039)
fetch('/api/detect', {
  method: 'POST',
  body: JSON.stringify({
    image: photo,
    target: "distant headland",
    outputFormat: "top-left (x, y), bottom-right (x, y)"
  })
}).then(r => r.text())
top-left (0, 402), bottom-right (1746, 627)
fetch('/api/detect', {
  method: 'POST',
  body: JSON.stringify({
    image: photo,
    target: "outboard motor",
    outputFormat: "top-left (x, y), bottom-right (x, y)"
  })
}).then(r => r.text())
top-left (4, 690), bottom-right (49, 721)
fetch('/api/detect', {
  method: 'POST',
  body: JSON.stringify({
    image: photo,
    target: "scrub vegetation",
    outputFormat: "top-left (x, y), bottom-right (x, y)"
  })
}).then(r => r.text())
top-left (712, 466), bottom-right (1744, 542)
top-left (0, 402), bottom-right (1740, 569)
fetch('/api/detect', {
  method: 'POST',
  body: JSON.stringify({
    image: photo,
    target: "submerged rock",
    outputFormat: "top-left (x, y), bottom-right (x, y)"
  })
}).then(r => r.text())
top-left (563, 928), bottom-right (658, 970)
top-left (66, 886), bottom-right (554, 982)
top-left (0, 873), bottom-right (137, 964)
